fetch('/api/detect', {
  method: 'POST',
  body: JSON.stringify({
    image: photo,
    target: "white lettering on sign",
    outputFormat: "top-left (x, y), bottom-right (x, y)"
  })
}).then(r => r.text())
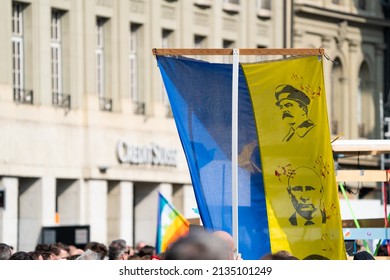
top-left (116, 140), bottom-right (177, 167)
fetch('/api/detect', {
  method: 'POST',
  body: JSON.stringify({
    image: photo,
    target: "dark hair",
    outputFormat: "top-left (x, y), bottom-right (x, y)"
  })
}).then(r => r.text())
top-left (35, 243), bottom-right (50, 252)
top-left (85, 242), bottom-right (108, 260)
top-left (9, 251), bottom-right (34, 260)
top-left (56, 242), bottom-right (70, 253)
top-left (138, 245), bottom-right (155, 257)
top-left (165, 232), bottom-right (230, 260)
top-left (28, 251), bottom-right (43, 260)
top-left (261, 250), bottom-right (299, 260)
top-left (108, 239), bottom-right (127, 260)
top-left (66, 254), bottom-right (81, 260)
top-left (353, 251), bottom-right (375, 260)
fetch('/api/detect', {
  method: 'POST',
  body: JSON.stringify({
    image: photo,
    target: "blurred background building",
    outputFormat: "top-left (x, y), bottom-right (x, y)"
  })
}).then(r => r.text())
top-left (0, 0), bottom-right (389, 251)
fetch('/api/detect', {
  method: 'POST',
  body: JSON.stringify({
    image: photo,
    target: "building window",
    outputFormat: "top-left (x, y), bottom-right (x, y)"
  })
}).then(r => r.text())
top-left (256, 0), bottom-right (271, 18)
top-left (96, 18), bottom-right (104, 100)
top-left (194, 35), bottom-right (207, 49)
top-left (224, 0), bottom-right (240, 4)
top-left (12, 2), bottom-right (32, 104)
top-left (223, 39), bottom-right (235, 64)
top-left (51, 11), bottom-right (62, 97)
top-left (256, 0), bottom-right (271, 9)
top-left (358, 62), bottom-right (375, 138)
top-left (194, 35), bottom-right (207, 60)
top-left (358, 0), bottom-right (366, 10)
top-left (51, 10), bottom-right (70, 109)
top-left (331, 58), bottom-right (344, 136)
top-left (256, 45), bottom-right (268, 62)
top-left (162, 29), bottom-right (174, 117)
top-left (96, 17), bottom-right (111, 111)
top-left (223, 0), bottom-right (240, 13)
top-left (130, 23), bottom-right (144, 115)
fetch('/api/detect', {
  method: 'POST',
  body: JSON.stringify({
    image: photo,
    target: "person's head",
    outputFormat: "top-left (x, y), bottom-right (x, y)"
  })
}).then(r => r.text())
top-left (56, 242), bottom-right (70, 259)
top-left (67, 254), bottom-right (81, 260)
top-left (68, 245), bottom-right (84, 257)
top-left (41, 252), bottom-right (53, 260)
top-left (108, 239), bottom-right (130, 260)
top-left (165, 231), bottom-right (230, 260)
top-left (287, 166), bottom-right (324, 221)
top-left (0, 243), bottom-right (13, 260)
top-left (127, 254), bottom-right (141, 260)
top-left (9, 251), bottom-right (34, 260)
top-left (212, 230), bottom-right (236, 260)
top-left (275, 84), bottom-right (310, 127)
top-left (127, 246), bottom-right (135, 257)
top-left (376, 245), bottom-right (389, 256)
top-left (353, 251), bottom-right (375, 260)
top-left (136, 241), bottom-right (146, 253)
top-left (75, 249), bottom-right (101, 260)
top-left (261, 250), bottom-right (299, 260)
top-left (28, 251), bottom-right (44, 260)
top-left (84, 241), bottom-right (108, 260)
top-left (138, 245), bottom-right (155, 257)
top-left (35, 243), bottom-right (50, 252)
top-left (47, 243), bottom-right (66, 260)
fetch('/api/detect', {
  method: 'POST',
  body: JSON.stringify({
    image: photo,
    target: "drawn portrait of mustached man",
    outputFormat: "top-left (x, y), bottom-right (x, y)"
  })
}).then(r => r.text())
top-left (275, 84), bottom-right (315, 142)
top-left (286, 166), bottom-right (326, 226)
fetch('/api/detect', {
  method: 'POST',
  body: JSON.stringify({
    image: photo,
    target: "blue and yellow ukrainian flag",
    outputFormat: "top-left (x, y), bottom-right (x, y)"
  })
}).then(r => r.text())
top-left (156, 54), bottom-right (346, 260)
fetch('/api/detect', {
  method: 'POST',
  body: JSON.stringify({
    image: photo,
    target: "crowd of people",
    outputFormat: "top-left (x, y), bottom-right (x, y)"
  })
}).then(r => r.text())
top-left (0, 230), bottom-right (383, 260)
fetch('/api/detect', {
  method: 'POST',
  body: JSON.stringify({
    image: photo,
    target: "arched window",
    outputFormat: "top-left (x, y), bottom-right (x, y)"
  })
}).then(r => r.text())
top-left (358, 61), bottom-right (375, 138)
top-left (331, 58), bottom-right (344, 136)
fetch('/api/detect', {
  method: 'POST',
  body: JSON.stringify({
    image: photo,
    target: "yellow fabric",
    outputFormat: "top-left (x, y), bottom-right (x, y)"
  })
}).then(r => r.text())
top-left (162, 215), bottom-right (190, 252)
top-left (242, 56), bottom-right (346, 260)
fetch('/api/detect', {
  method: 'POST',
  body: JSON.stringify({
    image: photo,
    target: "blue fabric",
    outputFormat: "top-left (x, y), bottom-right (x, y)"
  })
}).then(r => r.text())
top-left (157, 56), bottom-right (270, 260)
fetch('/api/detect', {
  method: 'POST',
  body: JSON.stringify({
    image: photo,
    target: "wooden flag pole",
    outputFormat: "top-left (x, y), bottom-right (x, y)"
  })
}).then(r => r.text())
top-left (152, 48), bottom-right (325, 56)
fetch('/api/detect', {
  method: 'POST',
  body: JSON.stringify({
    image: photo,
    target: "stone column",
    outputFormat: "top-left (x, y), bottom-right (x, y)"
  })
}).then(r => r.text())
top-left (57, 179), bottom-right (83, 225)
top-left (375, 43), bottom-right (386, 138)
top-left (18, 176), bottom-right (56, 251)
top-left (159, 182), bottom-right (172, 203)
top-left (321, 35), bottom-right (333, 119)
top-left (0, 177), bottom-right (18, 248)
top-left (107, 181), bottom-right (133, 245)
top-left (348, 39), bottom-right (359, 138)
top-left (85, 179), bottom-right (108, 245)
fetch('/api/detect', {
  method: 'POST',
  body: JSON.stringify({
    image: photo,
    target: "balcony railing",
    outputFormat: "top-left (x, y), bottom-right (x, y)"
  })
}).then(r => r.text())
top-left (13, 88), bottom-right (33, 105)
top-left (52, 92), bottom-right (71, 110)
top-left (100, 97), bottom-right (113, 112)
top-left (133, 102), bottom-right (145, 115)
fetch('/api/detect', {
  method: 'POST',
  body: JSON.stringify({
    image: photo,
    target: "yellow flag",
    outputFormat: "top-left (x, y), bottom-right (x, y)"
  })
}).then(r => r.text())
top-left (242, 56), bottom-right (346, 260)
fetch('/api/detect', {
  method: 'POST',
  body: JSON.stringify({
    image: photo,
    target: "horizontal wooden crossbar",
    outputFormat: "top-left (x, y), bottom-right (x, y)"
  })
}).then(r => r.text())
top-left (152, 48), bottom-right (325, 56)
top-left (336, 170), bottom-right (390, 183)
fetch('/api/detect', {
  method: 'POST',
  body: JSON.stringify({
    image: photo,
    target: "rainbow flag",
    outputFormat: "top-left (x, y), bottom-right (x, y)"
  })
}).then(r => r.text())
top-left (156, 192), bottom-right (190, 253)
top-left (156, 54), bottom-right (346, 260)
